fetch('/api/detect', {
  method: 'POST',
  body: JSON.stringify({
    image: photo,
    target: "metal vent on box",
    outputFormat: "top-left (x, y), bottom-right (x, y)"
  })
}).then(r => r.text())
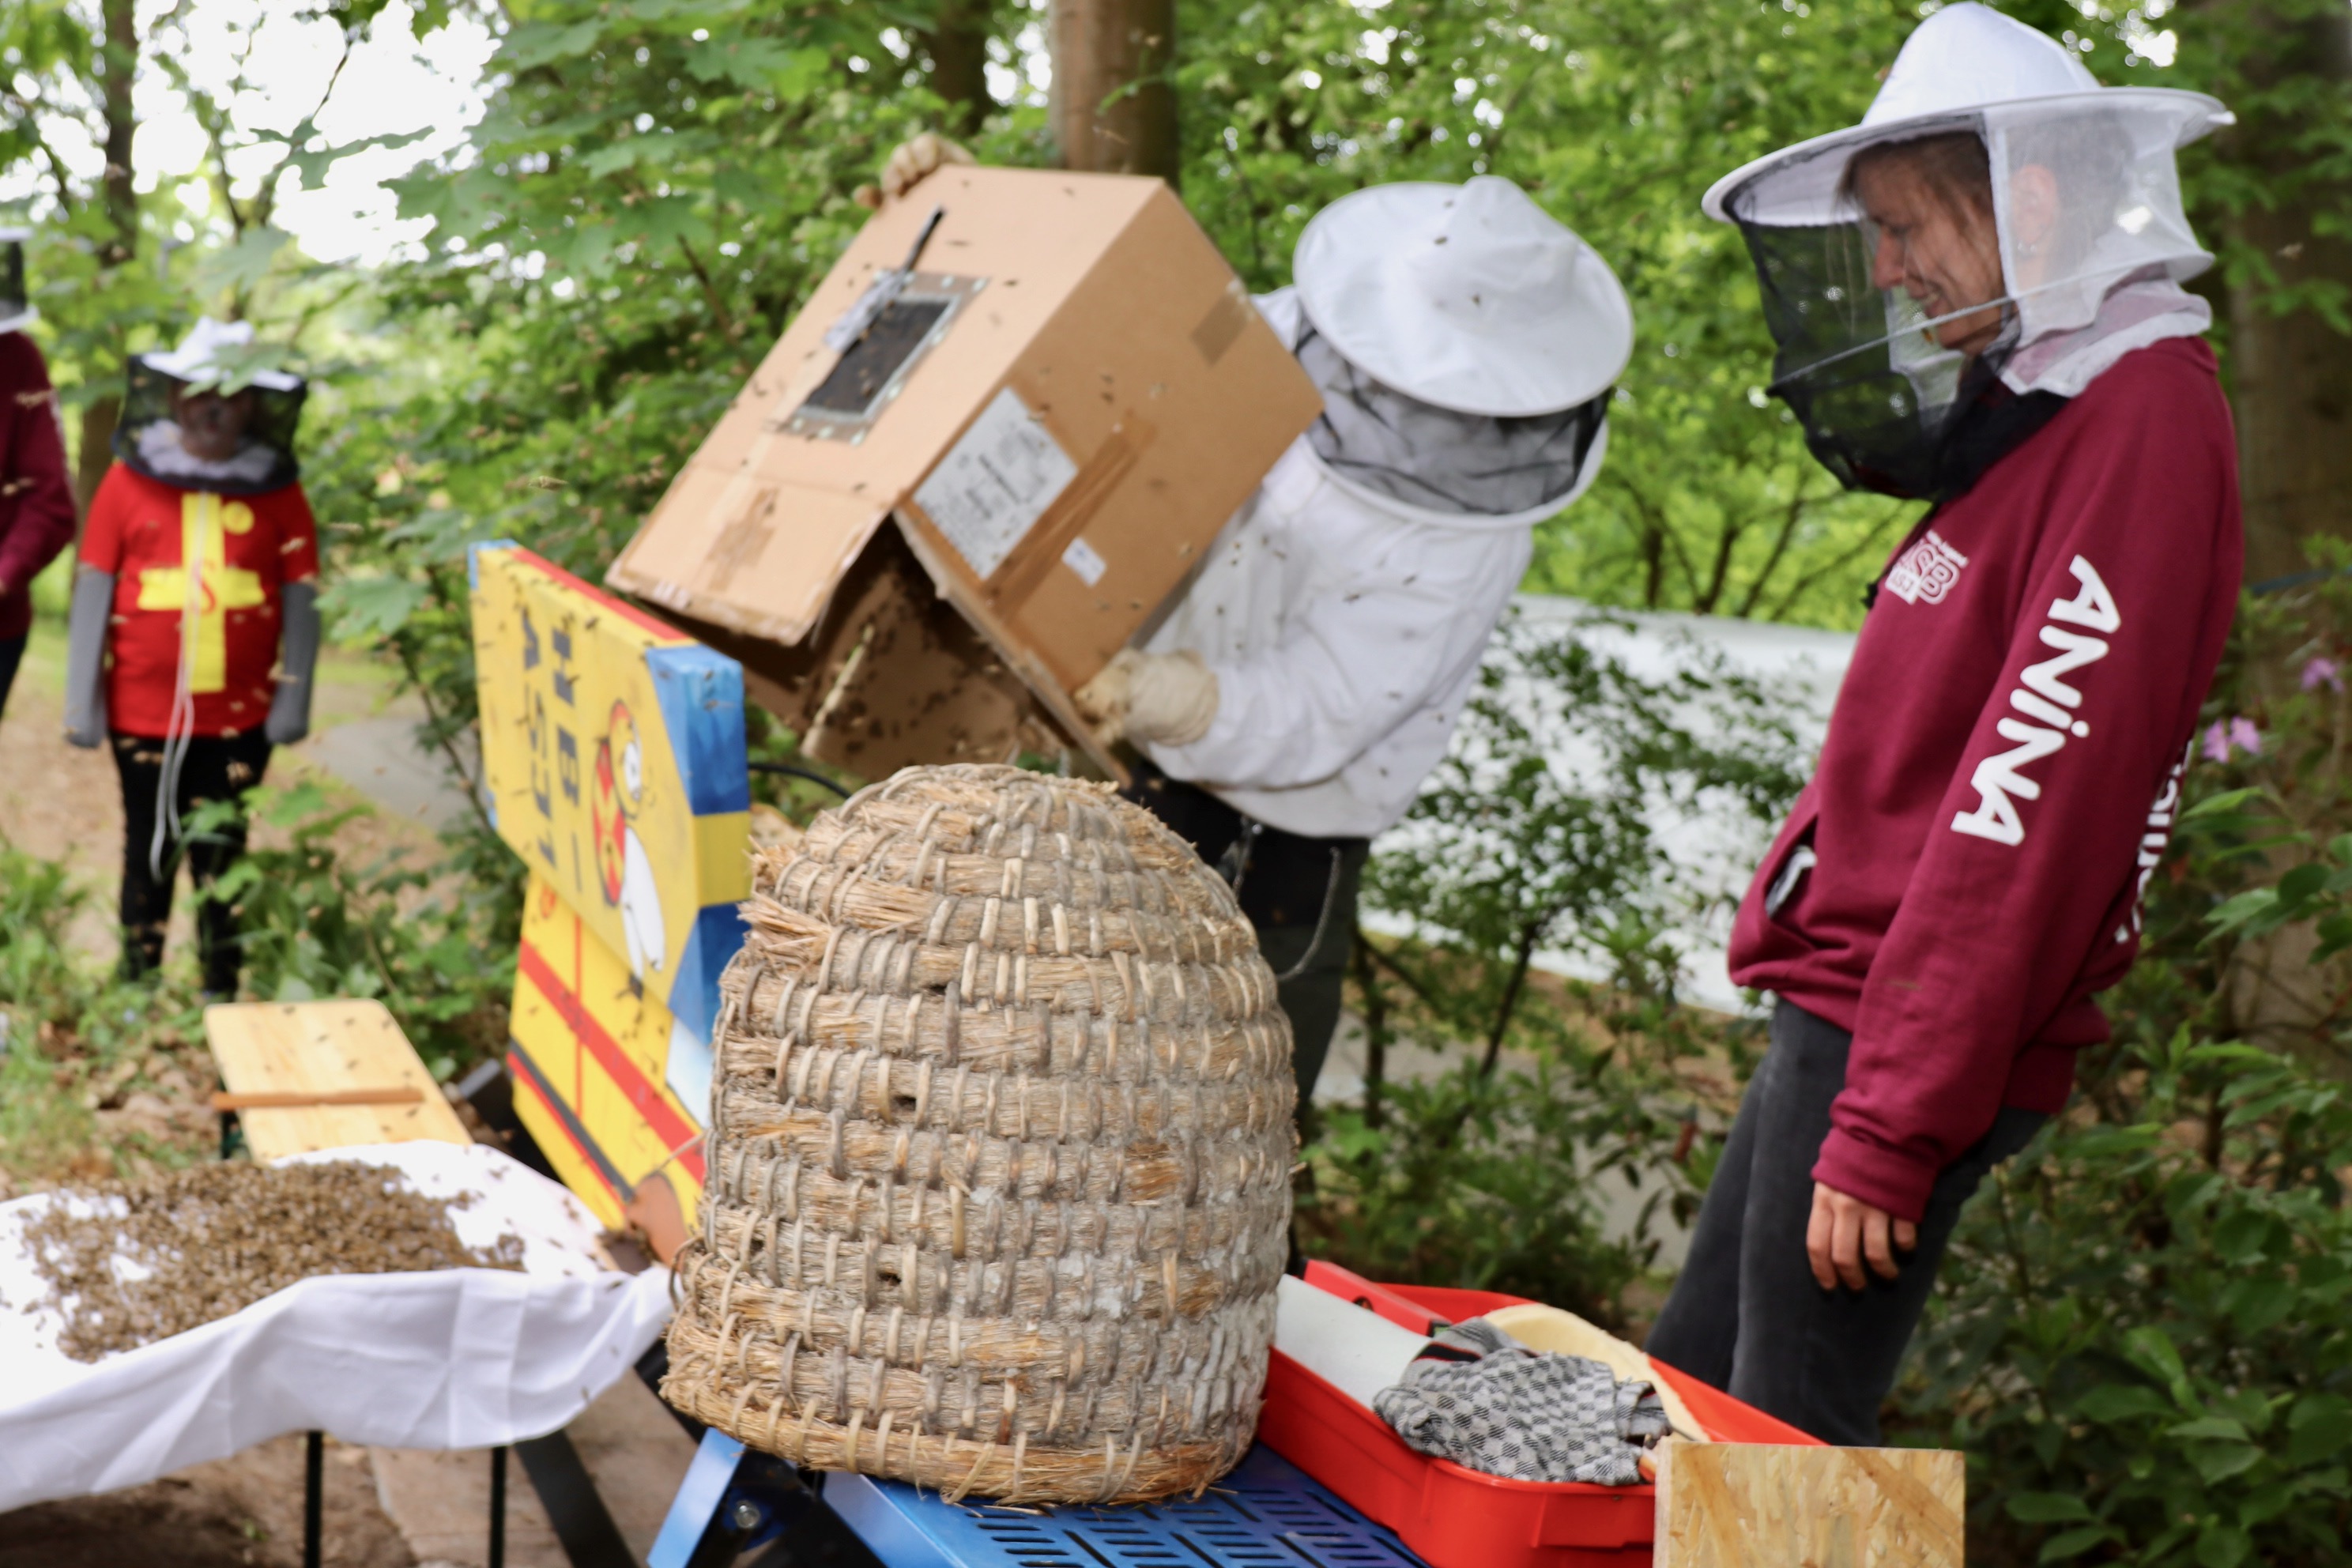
top-left (783, 273), bottom-right (986, 443)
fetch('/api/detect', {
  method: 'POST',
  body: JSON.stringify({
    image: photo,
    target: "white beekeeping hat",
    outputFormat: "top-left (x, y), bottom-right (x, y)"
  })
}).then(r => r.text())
top-left (1287, 177), bottom-right (1633, 524)
top-left (1700, 4), bottom-right (2230, 499)
top-left (1293, 176), bottom-right (1633, 419)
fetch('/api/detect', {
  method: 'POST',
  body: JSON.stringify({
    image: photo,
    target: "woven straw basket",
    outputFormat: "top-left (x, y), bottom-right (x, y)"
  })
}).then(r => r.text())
top-left (664, 764), bottom-right (1296, 1504)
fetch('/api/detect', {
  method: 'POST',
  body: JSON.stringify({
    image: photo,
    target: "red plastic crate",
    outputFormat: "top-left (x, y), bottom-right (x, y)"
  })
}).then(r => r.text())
top-left (1254, 1261), bottom-right (1820, 1568)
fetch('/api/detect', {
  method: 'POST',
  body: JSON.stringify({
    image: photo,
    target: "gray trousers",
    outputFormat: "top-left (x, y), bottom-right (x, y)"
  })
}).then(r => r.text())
top-left (1253, 844), bottom-right (1366, 1120)
top-left (1645, 1000), bottom-right (2045, 1445)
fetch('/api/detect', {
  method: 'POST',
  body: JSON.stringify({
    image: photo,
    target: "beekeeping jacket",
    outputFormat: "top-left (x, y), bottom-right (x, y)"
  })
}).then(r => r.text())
top-left (1137, 179), bottom-right (1634, 840)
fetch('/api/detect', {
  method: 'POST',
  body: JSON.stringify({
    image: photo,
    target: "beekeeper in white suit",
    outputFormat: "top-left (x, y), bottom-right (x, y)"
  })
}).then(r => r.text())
top-left (871, 143), bottom-right (1634, 1118)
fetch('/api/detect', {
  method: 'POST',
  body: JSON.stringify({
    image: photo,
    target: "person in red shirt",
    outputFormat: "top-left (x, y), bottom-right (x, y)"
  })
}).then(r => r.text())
top-left (0, 230), bottom-right (77, 720)
top-left (1644, 6), bottom-right (2242, 1443)
top-left (63, 318), bottom-right (320, 997)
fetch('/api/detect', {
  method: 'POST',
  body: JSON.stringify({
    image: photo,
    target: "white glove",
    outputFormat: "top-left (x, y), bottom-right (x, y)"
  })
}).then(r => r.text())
top-left (854, 132), bottom-right (975, 210)
top-left (1075, 650), bottom-right (1219, 748)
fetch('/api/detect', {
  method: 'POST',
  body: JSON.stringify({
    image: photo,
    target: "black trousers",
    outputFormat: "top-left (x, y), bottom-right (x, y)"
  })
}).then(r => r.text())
top-left (0, 634), bottom-right (23, 721)
top-left (111, 728), bottom-right (272, 995)
top-left (1645, 999), bottom-right (2045, 1445)
top-left (1121, 760), bottom-right (1366, 1118)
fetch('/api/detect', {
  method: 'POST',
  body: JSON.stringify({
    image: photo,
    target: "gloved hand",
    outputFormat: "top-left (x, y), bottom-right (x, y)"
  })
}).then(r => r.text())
top-left (854, 131), bottom-right (975, 210)
top-left (266, 579), bottom-right (321, 746)
top-left (62, 566), bottom-right (112, 749)
top-left (1074, 649), bottom-right (1219, 748)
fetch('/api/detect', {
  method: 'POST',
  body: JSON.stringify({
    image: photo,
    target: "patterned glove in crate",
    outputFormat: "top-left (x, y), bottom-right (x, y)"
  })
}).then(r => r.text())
top-left (664, 764), bottom-right (1297, 1505)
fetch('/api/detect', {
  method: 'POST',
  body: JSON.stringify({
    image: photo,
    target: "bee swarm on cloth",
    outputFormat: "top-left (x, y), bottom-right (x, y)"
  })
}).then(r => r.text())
top-left (16, 1160), bottom-right (524, 1361)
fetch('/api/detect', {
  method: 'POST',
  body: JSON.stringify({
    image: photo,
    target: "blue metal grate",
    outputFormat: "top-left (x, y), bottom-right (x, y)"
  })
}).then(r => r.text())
top-left (822, 1444), bottom-right (1431, 1568)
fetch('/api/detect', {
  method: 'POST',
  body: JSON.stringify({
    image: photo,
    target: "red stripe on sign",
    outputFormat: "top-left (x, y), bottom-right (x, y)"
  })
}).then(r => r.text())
top-left (496, 545), bottom-right (691, 643)
top-left (506, 1043), bottom-right (625, 1205)
top-left (517, 937), bottom-right (707, 1182)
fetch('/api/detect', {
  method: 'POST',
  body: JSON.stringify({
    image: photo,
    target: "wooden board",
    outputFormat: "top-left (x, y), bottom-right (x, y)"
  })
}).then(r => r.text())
top-left (1656, 1439), bottom-right (1964, 1568)
top-left (204, 1001), bottom-right (471, 1161)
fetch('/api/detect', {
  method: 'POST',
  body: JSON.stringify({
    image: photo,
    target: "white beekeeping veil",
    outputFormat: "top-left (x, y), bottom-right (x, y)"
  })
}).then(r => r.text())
top-left (1700, 3), bottom-right (2229, 500)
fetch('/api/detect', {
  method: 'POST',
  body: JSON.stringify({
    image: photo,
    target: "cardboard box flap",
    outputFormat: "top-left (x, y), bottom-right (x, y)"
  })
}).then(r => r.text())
top-left (611, 470), bottom-right (887, 646)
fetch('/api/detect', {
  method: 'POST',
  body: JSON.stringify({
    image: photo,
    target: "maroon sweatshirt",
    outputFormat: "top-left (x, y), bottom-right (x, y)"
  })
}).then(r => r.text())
top-left (1727, 337), bottom-right (2241, 1222)
top-left (0, 332), bottom-right (75, 642)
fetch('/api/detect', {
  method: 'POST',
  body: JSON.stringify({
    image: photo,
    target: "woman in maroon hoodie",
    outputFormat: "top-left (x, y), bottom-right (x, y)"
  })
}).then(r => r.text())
top-left (0, 230), bottom-right (77, 721)
top-left (1645, 5), bottom-right (2242, 1443)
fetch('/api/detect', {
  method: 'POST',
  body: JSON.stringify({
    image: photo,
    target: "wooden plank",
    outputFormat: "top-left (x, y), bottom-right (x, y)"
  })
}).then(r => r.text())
top-left (1655, 1438), bottom-right (1964, 1568)
top-left (204, 1001), bottom-right (471, 1161)
top-left (208, 1088), bottom-right (425, 1110)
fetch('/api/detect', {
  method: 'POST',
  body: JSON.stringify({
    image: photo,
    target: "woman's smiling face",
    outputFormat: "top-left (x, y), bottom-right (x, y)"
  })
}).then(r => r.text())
top-left (1851, 155), bottom-right (2008, 357)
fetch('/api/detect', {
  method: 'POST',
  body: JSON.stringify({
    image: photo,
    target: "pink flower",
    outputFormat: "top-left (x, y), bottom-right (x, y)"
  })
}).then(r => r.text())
top-left (2203, 718), bottom-right (2263, 762)
top-left (2304, 658), bottom-right (2343, 692)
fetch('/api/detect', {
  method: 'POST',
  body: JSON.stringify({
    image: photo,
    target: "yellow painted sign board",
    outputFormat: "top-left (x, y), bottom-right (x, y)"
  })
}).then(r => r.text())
top-left (469, 541), bottom-right (752, 1045)
top-left (507, 873), bottom-right (708, 1231)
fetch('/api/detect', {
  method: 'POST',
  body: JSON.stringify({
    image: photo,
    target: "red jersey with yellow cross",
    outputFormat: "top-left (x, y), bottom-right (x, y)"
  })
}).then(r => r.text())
top-left (80, 464), bottom-right (320, 738)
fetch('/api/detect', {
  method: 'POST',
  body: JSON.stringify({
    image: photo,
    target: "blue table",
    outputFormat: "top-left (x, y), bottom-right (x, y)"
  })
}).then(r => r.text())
top-left (651, 1433), bottom-right (1431, 1568)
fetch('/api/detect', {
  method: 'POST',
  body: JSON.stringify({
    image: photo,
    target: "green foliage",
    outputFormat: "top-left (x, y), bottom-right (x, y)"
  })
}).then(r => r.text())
top-left (190, 782), bottom-right (514, 1080)
top-left (0, 836), bottom-right (216, 1185)
top-left (1363, 612), bottom-right (1805, 1067)
top-left (1302, 616), bottom-right (1800, 1320)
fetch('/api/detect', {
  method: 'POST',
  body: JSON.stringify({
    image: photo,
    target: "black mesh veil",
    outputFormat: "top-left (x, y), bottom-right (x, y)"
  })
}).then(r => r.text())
top-left (114, 353), bottom-right (306, 496)
top-left (1740, 204), bottom-right (2060, 501)
top-left (0, 236), bottom-right (25, 327)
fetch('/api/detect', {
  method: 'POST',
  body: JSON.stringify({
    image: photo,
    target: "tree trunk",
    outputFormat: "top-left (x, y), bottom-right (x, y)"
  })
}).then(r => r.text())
top-left (75, 401), bottom-right (119, 516)
top-left (100, 0), bottom-right (138, 266)
top-left (75, 0), bottom-right (141, 516)
top-left (920, 0), bottom-right (994, 138)
top-left (2221, 6), bottom-right (2352, 586)
top-left (1046, 0), bottom-right (1178, 184)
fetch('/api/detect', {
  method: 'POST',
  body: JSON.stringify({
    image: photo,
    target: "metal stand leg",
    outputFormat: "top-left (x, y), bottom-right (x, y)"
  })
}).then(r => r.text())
top-left (303, 1430), bottom-right (323, 1568)
top-left (488, 1446), bottom-right (507, 1568)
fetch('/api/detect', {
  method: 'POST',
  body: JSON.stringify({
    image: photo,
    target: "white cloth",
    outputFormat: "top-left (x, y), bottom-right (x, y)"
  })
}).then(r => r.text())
top-left (0, 1141), bottom-right (673, 1510)
top-left (1138, 292), bottom-right (1533, 839)
top-left (1271, 1274), bottom-right (1430, 1409)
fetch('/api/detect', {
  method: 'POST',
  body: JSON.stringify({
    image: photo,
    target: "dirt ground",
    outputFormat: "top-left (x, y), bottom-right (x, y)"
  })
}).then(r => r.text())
top-left (0, 1434), bottom-right (414, 1568)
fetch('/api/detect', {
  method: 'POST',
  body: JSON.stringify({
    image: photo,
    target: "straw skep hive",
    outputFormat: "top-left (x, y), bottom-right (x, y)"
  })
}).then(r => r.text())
top-left (664, 763), bottom-right (1296, 1504)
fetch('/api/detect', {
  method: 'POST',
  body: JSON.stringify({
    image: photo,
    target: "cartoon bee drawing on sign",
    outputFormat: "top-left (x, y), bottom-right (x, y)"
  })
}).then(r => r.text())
top-left (591, 699), bottom-right (666, 992)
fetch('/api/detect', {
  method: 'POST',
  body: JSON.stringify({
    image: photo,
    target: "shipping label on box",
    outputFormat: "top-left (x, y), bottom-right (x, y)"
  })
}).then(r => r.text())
top-left (508, 873), bottom-right (709, 1231)
top-left (469, 541), bottom-right (752, 1042)
top-left (914, 386), bottom-right (1079, 579)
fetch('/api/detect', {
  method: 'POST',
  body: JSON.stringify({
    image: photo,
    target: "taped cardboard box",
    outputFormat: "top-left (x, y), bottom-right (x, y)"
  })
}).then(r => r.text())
top-left (606, 165), bottom-right (1321, 778)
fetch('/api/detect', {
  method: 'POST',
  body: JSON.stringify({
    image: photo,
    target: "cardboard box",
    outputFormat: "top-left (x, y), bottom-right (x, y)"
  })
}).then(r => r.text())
top-left (605, 165), bottom-right (1322, 777)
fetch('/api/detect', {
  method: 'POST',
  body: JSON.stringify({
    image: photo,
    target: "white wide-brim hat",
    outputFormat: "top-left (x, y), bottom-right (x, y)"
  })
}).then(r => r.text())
top-left (1700, 2), bottom-right (2229, 226)
top-left (1293, 177), bottom-right (1634, 419)
top-left (138, 315), bottom-right (303, 392)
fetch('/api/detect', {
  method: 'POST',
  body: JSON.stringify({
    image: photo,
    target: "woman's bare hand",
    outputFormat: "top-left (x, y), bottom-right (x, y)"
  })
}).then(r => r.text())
top-left (1806, 1181), bottom-right (1918, 1290)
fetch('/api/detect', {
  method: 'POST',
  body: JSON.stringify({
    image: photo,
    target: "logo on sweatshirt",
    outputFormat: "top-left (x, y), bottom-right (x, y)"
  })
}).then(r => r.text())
top-left (1885, 530), bottom-right (1969, 606)
top-left (2116, 741), bottom-right (2193, 944)
top-left (1950, 556), bottom-right (2120, 847)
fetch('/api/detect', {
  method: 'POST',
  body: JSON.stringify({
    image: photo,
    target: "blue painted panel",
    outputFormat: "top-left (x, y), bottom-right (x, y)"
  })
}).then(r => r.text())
top-left (645, 643), bottom-right (752, 816)
top-left (666, 900), bottom-right (748, 1046)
